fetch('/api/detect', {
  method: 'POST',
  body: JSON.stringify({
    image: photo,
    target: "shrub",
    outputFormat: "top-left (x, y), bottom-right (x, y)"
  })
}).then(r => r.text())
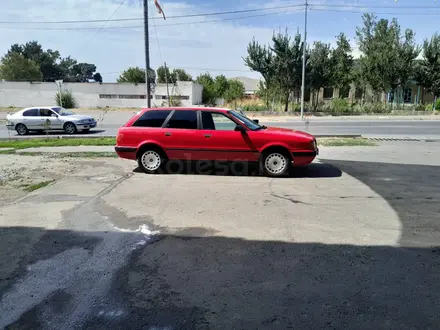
top-left (239, 104), bottom-right (268, 112)
top-left (54, 90), bottom-right (77, 109)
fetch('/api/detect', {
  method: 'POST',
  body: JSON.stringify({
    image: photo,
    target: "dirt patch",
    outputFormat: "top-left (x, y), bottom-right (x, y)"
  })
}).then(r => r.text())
top-left (0, 155), bottom-right (83, 206)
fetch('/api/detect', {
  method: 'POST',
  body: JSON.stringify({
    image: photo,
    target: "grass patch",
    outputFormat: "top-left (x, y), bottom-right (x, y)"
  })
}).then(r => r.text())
top-left (318, 138), bottom-right (377, 147)
top-left (2, 151), bottom-right (118, 158)
top-left (0, 137), bottom-right (116, 150)
top-left (55, 152), bottom-right (118, 158)
top-left (22, 180), bottom-right (54, 192)
top-left (0, 149), bottom-right (16, 155)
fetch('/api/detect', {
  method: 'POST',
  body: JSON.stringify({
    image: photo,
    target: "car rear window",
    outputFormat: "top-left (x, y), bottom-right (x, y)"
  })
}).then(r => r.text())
top-left (23, 109), bottom-right (40, 116)
top-left (132, 110), bottom-right (171, 127)
top-left (166, 110), bottom-right (198, 129)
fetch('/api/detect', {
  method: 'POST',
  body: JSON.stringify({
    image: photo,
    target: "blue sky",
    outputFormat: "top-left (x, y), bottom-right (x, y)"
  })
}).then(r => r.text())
top-left (0, 0), bottom-right (439, 82)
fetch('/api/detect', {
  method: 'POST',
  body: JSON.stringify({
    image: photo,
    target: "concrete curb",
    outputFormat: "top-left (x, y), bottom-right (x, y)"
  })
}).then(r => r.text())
top-left (0, 134), bottom-right (364, 141)
top-left (0, 135), bottom-right (116, 141)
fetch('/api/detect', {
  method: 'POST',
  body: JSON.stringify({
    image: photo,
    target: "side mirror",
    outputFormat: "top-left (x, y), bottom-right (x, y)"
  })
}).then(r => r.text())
top-left (252, 119), bottom-right (259, 124)
top-left (51, 113), bottom-right (58, 117)
top-left (235, 125), bottom-right (246, 133)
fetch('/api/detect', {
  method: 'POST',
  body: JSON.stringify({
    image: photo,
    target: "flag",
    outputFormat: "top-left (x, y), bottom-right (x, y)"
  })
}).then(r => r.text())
top-left (154, 0), bottom-right (166, 20)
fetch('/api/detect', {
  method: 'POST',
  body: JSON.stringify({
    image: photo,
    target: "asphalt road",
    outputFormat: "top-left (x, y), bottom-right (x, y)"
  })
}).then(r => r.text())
top-left (1, 111), bottom-right (439, 138)
top-left (0, 142), bottom-right (439, 329)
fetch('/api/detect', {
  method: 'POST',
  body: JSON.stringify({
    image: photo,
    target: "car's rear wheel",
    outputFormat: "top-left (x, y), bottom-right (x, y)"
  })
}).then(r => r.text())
top-left (138, 149), bottom-right (164, 174)
top-left (15, 123), bottom-right (28, 136)
top-left (261, 150), bottom-right (290, 177)
top-left (64, 122), bottom-right (77, 135)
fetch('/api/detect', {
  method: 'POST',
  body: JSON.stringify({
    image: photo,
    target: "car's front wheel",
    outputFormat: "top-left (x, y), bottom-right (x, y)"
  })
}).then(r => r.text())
top-left (64, 122), bottom-right (77, 135)
top-left (138, 149), bottom-right (165, 174)
top-left (15, 123), bottom-right (28, 136)
top-left (261, 150), bottom-right (290, 177)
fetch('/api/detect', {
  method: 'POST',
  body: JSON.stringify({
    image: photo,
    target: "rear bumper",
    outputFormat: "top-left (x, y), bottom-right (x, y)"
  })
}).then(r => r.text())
top-left (115, 146), bottom-right (137, 160)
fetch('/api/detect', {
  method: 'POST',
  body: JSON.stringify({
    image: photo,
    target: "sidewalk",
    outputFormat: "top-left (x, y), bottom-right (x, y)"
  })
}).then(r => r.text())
top-left (15, 146), bottom-right (115, 153)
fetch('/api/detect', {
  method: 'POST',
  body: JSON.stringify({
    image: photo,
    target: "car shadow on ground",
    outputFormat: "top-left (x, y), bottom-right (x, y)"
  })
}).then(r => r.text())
top-left (0, 227), bottom-right (439, 329)
top-left (133, 161), bottom-right (343, 178)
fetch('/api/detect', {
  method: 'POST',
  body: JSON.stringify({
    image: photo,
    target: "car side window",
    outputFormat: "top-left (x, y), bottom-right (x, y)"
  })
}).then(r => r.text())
top-left (166, 110), bottom-right (198, 129)
top-left (39, 108), bottom-right (53, 117)
top-left (132, 110), bottom-right (171, 127)
top-left (22, 109), bottom-right (40, 117)
top-left (201, 112), bottom-right (237, 131)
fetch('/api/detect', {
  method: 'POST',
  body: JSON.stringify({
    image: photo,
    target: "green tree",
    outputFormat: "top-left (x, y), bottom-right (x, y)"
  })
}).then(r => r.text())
top-left (213, 74), bottom-right (229, 98)
top-left (195, 72), bottom-right (216, 104)
top-left (224, 79), bottom-right (245, 103)
top-left (331, 33), bottom-right (354, 98)
top-left (156, 67), bottom-right (192, 84)
top-left (70, 63), bottom-right (97, 82)
top-left (93, 72), bottom-right (103, 83)
top-left (243, 38), bottom-right (274, 107)
top-left (0, 52), bottom-right (43, 81)
top-left (271, 29), bottom-right (305, 112)
top-left (173, 68), bottom-right (192, 81)
top-left (156, 65), bottom-right (176, 84)
top-left (356, 14), bottom-right (420, 103)
top-left (4, 41), bottom-right (101, 82)
top-left (308, 41), bottom-right (333, 109)
top-left (416, 33), bottom-right (440, 110)
top-left (117, 66), bottom-right (156, 86)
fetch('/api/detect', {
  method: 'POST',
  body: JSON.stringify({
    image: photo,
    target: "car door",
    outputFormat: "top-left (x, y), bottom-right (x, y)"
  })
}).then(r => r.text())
top-left (21, 108), bottom-right (41, 130)
top-left (39, 108), bottom-right (63, 130)
top-left (198, 111), bottom-right (259, 162)
top-left (161, 109), bottom-right (202, 161)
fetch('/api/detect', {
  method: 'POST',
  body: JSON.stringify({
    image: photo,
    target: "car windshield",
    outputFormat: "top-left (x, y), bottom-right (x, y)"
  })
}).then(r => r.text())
top-left (52, 107), bottom-right (75, 116)
top-left (228, 110), bottom-right (264, 131)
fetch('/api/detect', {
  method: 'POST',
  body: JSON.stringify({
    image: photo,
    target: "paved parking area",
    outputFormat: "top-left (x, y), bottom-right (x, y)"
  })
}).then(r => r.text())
top-left (0, 142), bottom-right (439, 329)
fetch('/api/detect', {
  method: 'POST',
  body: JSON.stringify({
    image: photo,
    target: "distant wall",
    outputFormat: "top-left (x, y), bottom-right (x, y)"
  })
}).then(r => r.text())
top-left (0, 81), bottom-right (203, 108)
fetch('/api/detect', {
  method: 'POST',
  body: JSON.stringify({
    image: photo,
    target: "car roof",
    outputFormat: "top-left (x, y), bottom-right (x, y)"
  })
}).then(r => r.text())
top-left (141, 107), bottom-right (232, 112)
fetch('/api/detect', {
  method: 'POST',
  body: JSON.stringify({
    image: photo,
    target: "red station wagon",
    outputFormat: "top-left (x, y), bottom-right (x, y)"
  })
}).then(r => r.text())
top-left (115, 107), bottom-right (318, 177)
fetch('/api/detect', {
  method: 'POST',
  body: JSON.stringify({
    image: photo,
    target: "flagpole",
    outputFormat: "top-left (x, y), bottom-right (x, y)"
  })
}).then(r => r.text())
top-left (143, 0), bottom-right (151, 108)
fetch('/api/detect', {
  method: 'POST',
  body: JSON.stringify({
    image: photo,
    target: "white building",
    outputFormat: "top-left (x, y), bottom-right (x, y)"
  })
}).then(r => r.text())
top-left (0, 81), bottom-right (203, 108)
top-left (231, 77), bottom-right (262, 96)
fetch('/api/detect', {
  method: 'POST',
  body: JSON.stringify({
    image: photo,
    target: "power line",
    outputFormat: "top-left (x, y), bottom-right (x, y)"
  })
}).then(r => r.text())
top-left (0, 9), bottom-right (304, 31)
top-left (310, 7), bottom-right (440, 16)
top-left (309, 3), bottom-right (440, 9)
top-left (82, 0), bottom-right (127, 48)
top-left (0, 3), bottom-right (304, 25)
top-left (0, 1), bottom-right (437, 25)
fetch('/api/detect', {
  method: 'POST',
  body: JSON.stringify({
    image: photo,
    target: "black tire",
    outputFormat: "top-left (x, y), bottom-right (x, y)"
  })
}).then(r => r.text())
top-left (64, 122), bottom-right (77, 135)
top-left (15, 123), bottom-right (28, 136)
top-left (137, 148), bottom-right (166, 174)
top-left (260, 150), bottom-right (291, 177)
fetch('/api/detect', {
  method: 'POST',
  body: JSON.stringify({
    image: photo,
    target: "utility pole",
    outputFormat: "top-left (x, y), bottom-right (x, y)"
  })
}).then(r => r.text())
top-left (143, 0), bottom-right (151, 107)
top-left (164, 62), bottom-right (171, 105)
top-left (300, 0), bottom-right (308, 120)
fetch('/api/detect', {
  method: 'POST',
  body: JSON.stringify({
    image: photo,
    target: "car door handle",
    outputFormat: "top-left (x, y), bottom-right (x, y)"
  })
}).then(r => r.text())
top-left (204, 134), bottom-right (212, 138)
top-left (165, 132), bottom-right (172, 136)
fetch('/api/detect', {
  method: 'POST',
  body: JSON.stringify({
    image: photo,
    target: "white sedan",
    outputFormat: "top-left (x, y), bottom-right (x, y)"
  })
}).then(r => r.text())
top-left (5, 106), bottom-right (97, 135)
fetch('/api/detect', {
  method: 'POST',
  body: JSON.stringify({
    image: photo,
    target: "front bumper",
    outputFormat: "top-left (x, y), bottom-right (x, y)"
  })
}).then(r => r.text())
top-left (292, 149), bottom-right (319, 157)
top-left (5, 124), bottom-right (14, 131)
top-left (77, 121), bottom-right (97, 129)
